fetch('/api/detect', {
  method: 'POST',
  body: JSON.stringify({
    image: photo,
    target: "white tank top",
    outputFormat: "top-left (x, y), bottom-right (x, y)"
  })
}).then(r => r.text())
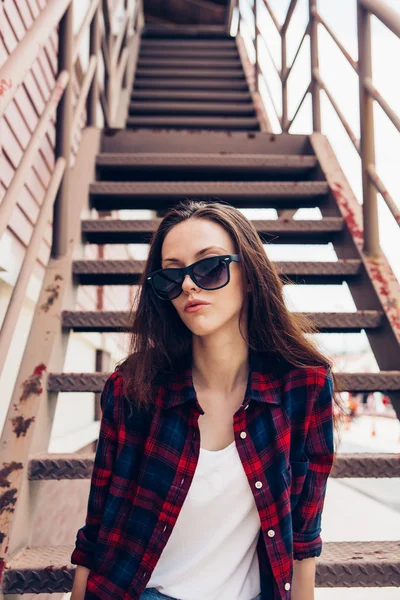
top-left (146, 440), bottom-right (262, 600)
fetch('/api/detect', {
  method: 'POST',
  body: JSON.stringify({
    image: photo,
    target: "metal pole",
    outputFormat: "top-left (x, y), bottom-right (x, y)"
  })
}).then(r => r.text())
top-left (253, 0), bottom-right (258, 91)
top-left (87, 4), bottom-right (100, 125)
top-left (281, 29), bottom-right (287, 131)
top-left (52, 2), bottom-right (73, 257)
top-left (309, 0), bottom-right (321, 131)
top-left (357, 1), bottom-right (380, 257)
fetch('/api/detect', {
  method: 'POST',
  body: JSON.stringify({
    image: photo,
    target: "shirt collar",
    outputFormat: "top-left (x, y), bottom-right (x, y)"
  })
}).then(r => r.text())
top-left (161, 348), bottom-right (282, 410)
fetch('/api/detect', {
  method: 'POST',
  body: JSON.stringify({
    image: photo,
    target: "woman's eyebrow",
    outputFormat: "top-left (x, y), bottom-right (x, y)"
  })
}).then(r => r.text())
top-left (162, 246), bottom-right (229, 265)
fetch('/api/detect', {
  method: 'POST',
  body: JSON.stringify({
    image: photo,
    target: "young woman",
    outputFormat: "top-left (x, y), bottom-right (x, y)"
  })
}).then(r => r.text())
top-left (71, 199), bottom-right (345, 600)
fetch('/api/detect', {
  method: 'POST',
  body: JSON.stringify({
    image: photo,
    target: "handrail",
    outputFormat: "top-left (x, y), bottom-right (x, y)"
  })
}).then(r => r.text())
top-left (234, 0), bottom-right (400, 246)
top-left (0, 0), bottom-right (144, 378)
top-left (0, 0), bottom-right (70, 117)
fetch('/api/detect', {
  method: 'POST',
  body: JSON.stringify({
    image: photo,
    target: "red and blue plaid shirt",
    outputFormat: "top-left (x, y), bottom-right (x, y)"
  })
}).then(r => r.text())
top-left (71, 350), bottom-right (335, 600)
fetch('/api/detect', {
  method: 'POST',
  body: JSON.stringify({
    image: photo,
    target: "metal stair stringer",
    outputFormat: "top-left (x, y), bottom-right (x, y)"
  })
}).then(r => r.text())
top-left (0, 129), bottom-right (102, 593)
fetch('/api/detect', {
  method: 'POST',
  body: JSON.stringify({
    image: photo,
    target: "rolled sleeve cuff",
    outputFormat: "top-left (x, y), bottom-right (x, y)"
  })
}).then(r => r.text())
top-left (293, 530), bottom-right (322, 561)
top-left (70, 528), bottom-right (97, 569)
top-left (70, 547), bottom-right (95, 570)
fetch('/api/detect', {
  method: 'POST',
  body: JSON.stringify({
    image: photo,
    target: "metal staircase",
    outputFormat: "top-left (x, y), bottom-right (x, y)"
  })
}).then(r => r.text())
top-left (1, 5), bottom-right (400, 599)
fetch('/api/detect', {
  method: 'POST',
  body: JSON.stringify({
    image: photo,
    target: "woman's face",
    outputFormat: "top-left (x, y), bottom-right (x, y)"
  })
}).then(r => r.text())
top-left (161, 218), bottom-right (248, 337)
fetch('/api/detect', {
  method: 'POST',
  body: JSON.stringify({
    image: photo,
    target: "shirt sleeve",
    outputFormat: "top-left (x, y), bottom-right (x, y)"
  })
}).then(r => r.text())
top-left (292, 366), bottom-right (335, 561)
top-left (70, 372), bottom-right (119, 569)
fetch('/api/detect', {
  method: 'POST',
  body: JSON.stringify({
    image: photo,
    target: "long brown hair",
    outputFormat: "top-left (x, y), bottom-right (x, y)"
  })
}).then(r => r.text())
top-left (117, 199), bottom-right (347, 451)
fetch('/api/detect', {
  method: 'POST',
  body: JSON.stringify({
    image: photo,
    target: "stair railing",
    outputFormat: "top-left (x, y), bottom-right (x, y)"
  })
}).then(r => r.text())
top-left (0, 0), bottom-right (144, 380)
top-left (231, 0), bottom-right (400, 256)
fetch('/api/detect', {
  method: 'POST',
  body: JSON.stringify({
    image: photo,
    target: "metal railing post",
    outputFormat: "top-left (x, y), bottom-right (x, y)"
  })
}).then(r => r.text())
top-left (253, 0), bottom-right (259, 91)
top-left (52, 2), bottom-right (73, 257)
top-left (281, 28), bottom-right (288, 131)
top-left (309, 0), bottom-right (321, 131)
top-left (357, 0), bottom-right (380, 257)
top-left (88, 3), bottom-right (100, 126)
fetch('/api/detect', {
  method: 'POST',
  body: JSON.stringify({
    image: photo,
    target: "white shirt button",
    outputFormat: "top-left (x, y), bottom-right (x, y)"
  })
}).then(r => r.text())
top-left (240, 431), bottom-right (247, 439)
top-left (267, 529), bottom-right (275, 537)
top-left (244, 403), bottom-right (249, 410)
top-left (255, 481), bottom-right (262, 489)
top-left (284, 583), bottom-right (291, 590)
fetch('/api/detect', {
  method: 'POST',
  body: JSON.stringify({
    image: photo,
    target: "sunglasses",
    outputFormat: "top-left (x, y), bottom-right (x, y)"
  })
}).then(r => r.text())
top-left (146, 254), bottom-right (241, 301)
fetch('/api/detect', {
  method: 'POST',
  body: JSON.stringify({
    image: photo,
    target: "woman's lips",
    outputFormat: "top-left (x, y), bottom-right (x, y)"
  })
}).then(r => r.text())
top-left (184, 303), bottom-right (210, 313)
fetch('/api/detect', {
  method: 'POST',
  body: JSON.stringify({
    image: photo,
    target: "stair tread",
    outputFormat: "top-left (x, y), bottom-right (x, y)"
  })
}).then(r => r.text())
top-left (28, 451), bottom-right (400, 480)
top-left (90, 181), bottom-right (328, 195)
top-left (95, 152), bottom-right (317, 170)
top-left (131, 90), bottom-right (252, 101)
top-left (139, 49), bottom-right (240, 58)
top-left (126, 116), bottom-right (260, 129)
top-left (46, 370), bottom-right (400, 393)
top-left (134, 79), bottom-right (249, 89)
top-left (136, 68), bottom-right (245, 78)
top-left (128, 101), bottom-right (256, 115)
top-left (62, 309), bottom-right (383, 332)
top-left (4, 541), bottom-right (400, 592)
top-left (137, 59), bottom-right (242, 68)
top-left (72, 258), bottom-right (362, 276)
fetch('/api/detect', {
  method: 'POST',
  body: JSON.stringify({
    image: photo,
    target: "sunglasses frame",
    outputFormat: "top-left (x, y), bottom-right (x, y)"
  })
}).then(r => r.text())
top-left (146, 254), bottom-right (241, 301)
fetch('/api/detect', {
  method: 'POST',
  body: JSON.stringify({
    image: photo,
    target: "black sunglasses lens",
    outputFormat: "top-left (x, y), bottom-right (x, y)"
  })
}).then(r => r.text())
top-left (152, 257), bottom-right (230, 300)
top-left (192, 257), bottom-right (228, 289)
top-left (152, 269), bottom-right (183, 300)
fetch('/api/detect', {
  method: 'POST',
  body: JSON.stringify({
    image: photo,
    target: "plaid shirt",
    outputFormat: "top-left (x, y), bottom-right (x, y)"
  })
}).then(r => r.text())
top-left (71, 350), bottom-right (335, 600)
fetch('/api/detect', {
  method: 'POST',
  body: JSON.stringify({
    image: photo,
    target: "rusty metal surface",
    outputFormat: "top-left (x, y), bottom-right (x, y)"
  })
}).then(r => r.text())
top-left (3, 541), bottom-right (400, 592)
top-left (71, 258), bottom-right (363, 285)
top-left (311, 133), bottom-right (400, 346)
top-left (61, 309), bottom-right (383, 333)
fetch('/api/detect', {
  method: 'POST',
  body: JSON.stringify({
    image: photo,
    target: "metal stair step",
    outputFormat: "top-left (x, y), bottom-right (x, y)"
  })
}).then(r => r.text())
top-left (140, 39), bottom-right (236, 48)
top-left (71, 259), bottom-right (362, 285)
top-left (61, 310), bottom-right (383, 333)
top-left (126, 115), bottom-right (260, 130)
top-left (46, 370), bottom-right (400, 394)
top-left (100, 130), bottom-right (311, 155)
top-left (130, 90), bottom-right (252, 102)
top-left (95, 153), bottom-right (317, 175)
top-left (137, 58), bottom-right (242, 69)
top-left (82, 216), bottom-right (343, 244)
top-left (4, 542), bottom-right (400, 591)
top-left (133, 78), bottom-right (249, 90)
top-left (139, 49), bottom-right (240, 59)
top-left (135, 68), bottom-right (245, 79)
top-left (28, 450), bottom-right (400, 480)
top-left (128, 101), bottom-right (256, 116)
top-left (141, 26), bottom-right (232, 39)
top-left (89, 181), bottom-right (329, 210)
